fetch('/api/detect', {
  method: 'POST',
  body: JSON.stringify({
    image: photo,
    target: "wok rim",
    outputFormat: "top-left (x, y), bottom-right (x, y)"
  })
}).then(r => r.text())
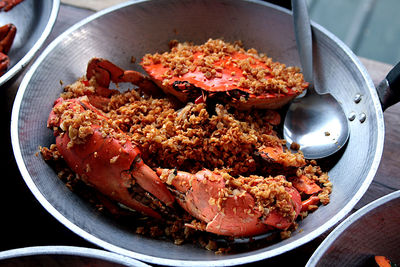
top-left (0, 245), bottom-right (149, 266)
top-left (0, 0), bottom-right (60, 86)
top-left (11, 0), bottom-right (385, 266)
top-left (306, 190), bottom-right (400, 267)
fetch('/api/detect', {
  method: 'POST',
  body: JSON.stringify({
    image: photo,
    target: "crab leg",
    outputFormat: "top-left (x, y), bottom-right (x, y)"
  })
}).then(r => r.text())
top-left (0, 23), bottom-right (16, 75)
top-left (0, 52), bottom-right (9, 76)
top-left (0, 24), bottom-right (16, 54)
top-left (48, 97), bottom-right (175, 218)
top-left (157, 168), bottom-right (302, 237)
top-left (290, 175), bottom-right (322, 195)
top-left (0, 0), bottom-right (24, 11)
top-left (301, 195), bottom-right (320, 212)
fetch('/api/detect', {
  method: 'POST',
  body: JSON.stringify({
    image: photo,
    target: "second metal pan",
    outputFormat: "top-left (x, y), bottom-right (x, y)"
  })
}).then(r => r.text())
top-left (307, 190), bottom-right (400, 267)
top-left (0, 0), bottom-right (59, 86)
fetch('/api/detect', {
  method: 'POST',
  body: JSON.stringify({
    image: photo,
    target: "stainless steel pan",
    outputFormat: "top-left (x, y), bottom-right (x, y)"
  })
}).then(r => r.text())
top-left (0, 0), bottom-right (59, 86)
top-left (10, 0), bottom-right (400, 266)
top-left (307, 190), bottom-right (400, 266)
top-left (0, 246), bottom-right (149, 266)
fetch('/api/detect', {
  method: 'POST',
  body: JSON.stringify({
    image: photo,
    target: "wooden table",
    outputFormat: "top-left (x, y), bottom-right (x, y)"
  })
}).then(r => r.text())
top-left (1, 4), bottom-right (399, 266)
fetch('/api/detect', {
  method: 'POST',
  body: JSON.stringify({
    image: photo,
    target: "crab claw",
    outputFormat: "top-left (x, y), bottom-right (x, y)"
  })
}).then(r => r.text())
top-left (0, 23), bottom-right (16, 75)
top-left (0, 52), bottom-right (9, 76)
top-left (290, 175), bottom-right (322, 195)
top-left (85, 58), bottom-right (163, 98)
top-left (48, 97), bottom-right (175, 219)
top-left (0, 24), bottom-right (16, 54)
top-left (158, 168), bottom-right (302, 237)
top-left (255, 145), bottom-right (306, 178)
top-left (259, 146), bottom-right (306, 168)
top-left (0, 0), bottom-right (23, 12)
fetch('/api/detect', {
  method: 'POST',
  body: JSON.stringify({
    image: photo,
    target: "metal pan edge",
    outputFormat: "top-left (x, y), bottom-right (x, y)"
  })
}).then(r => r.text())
top-left (0, 0), bottom-right (60, 86)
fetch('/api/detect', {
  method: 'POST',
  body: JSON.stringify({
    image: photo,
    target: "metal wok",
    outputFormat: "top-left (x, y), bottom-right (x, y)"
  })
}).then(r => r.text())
top-left (0, 0), bottom-right (59, 86)
top-left (307, 190), bottom-right (400, 266)
top-left (0, 246), bottom-right (149, 266)
top-left (10, 0), bottom-right (400, 266)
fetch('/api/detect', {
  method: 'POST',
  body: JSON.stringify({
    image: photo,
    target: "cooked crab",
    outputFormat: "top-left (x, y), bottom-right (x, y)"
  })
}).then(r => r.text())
top-left (42, 52), bottom-right (331, 239)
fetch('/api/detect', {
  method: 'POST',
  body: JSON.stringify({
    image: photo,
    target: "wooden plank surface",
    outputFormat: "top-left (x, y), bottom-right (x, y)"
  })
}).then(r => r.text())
top-left (0, 3), bottom-right (399, 266)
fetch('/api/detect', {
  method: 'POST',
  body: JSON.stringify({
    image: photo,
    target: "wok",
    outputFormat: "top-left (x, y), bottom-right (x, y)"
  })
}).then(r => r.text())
top-left (0, 0), bottom-right (59, 86)
top-left (10, 0), bottom-right (400, 266)
top-left (0, 246), bottom-right (149, 266)
top-left (307, 190), bottom-right (400, 266)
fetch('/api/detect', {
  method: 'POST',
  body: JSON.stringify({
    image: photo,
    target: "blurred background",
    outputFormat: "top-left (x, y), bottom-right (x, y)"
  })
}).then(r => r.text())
top-left (62, 0), bottom-right (400, 65)
top-left (273, 0), bottom-right (400, 65)
top-left (308, 0), bottom-right (400, 65)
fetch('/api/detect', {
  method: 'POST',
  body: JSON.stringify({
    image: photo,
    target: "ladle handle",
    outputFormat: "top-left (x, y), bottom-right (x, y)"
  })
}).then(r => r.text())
top-left (291, 0), bottom-right (314, 88)
top-left (377, 61), bottom-right (400, 111)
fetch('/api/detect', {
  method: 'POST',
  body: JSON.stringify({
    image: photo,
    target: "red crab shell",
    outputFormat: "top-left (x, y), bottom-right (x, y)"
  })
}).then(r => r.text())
top-left (141, 48), bottom-right (308, 109)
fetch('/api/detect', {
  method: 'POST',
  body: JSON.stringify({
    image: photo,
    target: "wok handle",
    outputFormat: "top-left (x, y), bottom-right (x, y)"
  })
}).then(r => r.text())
top-left (378, 61), bottom-right (400, 111)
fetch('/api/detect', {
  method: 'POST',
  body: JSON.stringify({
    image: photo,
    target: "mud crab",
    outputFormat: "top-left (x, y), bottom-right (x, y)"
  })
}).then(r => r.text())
top-left (45, 53), bottom-right (327, 238)
top-left (0, 23), bottom-right (16, 76)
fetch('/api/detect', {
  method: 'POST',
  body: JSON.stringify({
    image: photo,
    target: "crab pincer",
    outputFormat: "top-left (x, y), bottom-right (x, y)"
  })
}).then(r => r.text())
top-left (85, 57), bottom-right (163, 98)
top-left (157, 168), bottom-right (302, 237)
top-left (0, 0), bottom-right (24, 12)
top-left (0, 52), bottom-right (9, 76)
top-left (0, 23), bottom-right (16, 54)
top-left (0, 23), bottom-right (16, 75)
top-left (47, 97), bottom-right (175, 219)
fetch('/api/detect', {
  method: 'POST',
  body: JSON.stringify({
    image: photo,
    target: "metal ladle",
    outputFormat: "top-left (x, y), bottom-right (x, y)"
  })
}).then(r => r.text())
top-left (283, 0), bottom-right (350, 159)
